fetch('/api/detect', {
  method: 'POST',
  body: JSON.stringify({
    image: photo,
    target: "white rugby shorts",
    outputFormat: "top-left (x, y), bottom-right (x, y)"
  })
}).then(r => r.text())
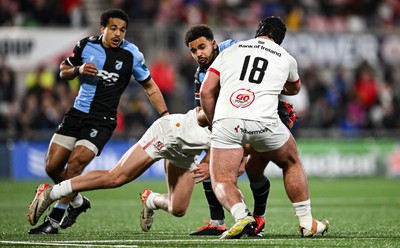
top-left (138, 117), bottom-right (197, 170)
top-left (211, 118), bottom-right (290, 152)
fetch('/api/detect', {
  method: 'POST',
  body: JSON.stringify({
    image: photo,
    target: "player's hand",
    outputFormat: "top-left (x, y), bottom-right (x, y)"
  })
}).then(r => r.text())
top-left (190, 162), bottom-right (210, 184)
top-left (80, 62), bottom-right (98, 76)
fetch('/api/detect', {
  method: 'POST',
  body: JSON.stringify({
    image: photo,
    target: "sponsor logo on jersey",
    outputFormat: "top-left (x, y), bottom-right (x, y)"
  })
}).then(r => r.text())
top-left (97, 70), bottom-right (120, 86)
top-left (230, 88), bottom-right (255, 108)
top-left (90, 129), bottom-right (98, 138)
top-left (238, 127), bottom-right (269, 135)
top-left (115, 60), bottom-right (123, 70)
top-left (153, 141), bottom-right (164, 151)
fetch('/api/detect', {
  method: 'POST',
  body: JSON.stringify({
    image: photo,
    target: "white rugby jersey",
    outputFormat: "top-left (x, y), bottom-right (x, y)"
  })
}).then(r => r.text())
top-left (208, 38), bottom-right (299, 123)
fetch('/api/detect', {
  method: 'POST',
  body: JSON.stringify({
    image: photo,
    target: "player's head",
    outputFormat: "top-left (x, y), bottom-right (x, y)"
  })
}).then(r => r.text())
top-left (255, 16), bottom-right (286, 45)
top-left (185, 24), bottom-right (214, 46)
top-left (101, 9), bottom-right (129, 28)
top-left (100, 9), bottom-right (129, 49)
top-left (184, 24), bottom-right (218, 67)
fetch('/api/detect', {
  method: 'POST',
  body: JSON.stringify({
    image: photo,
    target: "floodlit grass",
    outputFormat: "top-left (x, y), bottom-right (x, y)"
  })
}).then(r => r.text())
top-left (1, 178), bottom-right (399, 247)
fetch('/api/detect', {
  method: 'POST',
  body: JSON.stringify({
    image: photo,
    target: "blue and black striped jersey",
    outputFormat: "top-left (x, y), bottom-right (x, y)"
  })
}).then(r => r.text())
top-left (65, 35), bottom-right (151, 116)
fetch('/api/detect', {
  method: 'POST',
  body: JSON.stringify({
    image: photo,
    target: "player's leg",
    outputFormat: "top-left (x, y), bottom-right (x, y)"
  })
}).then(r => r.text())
top-left (28, 143), bottom-right (155, 229)
top-left (28, 133), bottom-right (95, 234)
top-left (191, 151), bottom-right (225, 235)
top-left (210, 147), bottom-right (256, 239)
top-left (57, 144), bottom-right (154, 194)
top-left (140, 159), bottom-right (195, 232)
top-left (245, 151), bottom-right (270, 237)
top-left (59, 116), bottom-right (117, 229)
top-left (264, 134), bottom-right (329, 237)
top-left (157, 160), bottom-right (195, 215)
top-left (189, 179), bottom-right (226, 235)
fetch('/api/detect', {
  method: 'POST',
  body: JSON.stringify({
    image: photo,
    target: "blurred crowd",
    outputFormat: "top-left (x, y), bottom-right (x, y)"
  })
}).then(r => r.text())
top-left (0, 0), bottom-right (87, 27)
top-left (1, 1), bottom-right (399, 30)
top-left (114, 0), bottom-right (400, 31)
top-left (1, 0), bottom-right (400, 140)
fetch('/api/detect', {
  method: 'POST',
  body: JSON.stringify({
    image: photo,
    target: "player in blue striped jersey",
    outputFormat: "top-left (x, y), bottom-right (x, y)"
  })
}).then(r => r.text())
top-left (28, 8), bottom-right (169, 235)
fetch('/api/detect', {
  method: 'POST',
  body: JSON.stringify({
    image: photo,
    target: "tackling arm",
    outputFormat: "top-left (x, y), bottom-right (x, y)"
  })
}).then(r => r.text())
top-left (199, 70), bottom-right (220, 125)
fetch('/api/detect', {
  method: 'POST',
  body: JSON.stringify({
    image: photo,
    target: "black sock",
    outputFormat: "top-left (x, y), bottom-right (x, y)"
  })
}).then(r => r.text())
top-left (49, 207), bottom-right (66, 223)
top-left (250, 179), bottom-right (270, 216)
top-left (203, 181), bottom-right (225, 220)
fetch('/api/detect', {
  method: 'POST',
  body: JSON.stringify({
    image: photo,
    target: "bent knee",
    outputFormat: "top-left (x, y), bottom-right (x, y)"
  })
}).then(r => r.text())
top-left (45, 166), bottom-right (61, 179)
top-left (169, 207), bottom-right (187, 217)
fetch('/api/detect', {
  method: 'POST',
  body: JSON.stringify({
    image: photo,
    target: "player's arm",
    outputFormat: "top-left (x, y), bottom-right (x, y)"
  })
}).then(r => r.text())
top-left (200, 68), bottom-right (220, 125)
top-left (59, 61), bottom-right (98, 80)
top-left (281, 55), bottom-right (301, 95)
top-left (190, 149), bottom-right (246, 183)
top-left (281, 79), bottom-right (301, 95)
top-left (141, 78), bottom-right (170, 117)
top-left (196, 106), bottom-right (210, 127)
top-left (190, 150), bottom-right (211, 184)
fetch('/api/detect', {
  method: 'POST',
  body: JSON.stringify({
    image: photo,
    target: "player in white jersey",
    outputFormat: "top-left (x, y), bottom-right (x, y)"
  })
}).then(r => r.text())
top-left (210, 39), bottom-right (299, 124)
top-left (28, 108), bottom-right (225, 231)
top-left (200, 16), bottom-right (329, 239)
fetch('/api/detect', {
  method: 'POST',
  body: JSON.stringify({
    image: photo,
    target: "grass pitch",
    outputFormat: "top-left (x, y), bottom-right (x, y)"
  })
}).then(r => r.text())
top-left (0, 178), bottom-right (399, 247)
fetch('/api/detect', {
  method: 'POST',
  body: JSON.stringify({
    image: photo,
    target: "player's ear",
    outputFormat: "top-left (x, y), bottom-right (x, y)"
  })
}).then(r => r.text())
top-left (100, 25), bottom-right (105, 34)
top-left (211, 40), bottom-right (217, 49)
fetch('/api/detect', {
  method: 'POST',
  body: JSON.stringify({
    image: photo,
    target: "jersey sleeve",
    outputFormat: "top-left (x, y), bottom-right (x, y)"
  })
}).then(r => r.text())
top-left (287, 54), bottom-right (300, 83)
top-left (131, 49), bottom-right (151, 83)
top-left (65, 39), bottom-right (85, 67)
top-left (219, 39), bottom-right (237, 51)
top-left (209, 51), bottom-right (223, 75)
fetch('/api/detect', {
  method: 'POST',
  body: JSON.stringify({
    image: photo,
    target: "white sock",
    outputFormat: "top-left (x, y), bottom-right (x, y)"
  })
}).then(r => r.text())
top-left (145, 192), bottom-right (160, 210)
top-left (293, 199), bottom-right (313, 230)
top-left (210, 219), bottom-right (225, 226)
top-left (230, 202), bottom-right (250, 222)
top-left (70, 193), bottom-right (84, 208)
top-left (50, 180), bottom-right (72, 200)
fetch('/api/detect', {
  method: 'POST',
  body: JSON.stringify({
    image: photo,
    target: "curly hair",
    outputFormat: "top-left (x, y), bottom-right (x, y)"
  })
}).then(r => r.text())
top-left (184, 24), bottom-right (214, 47)
top-left (100, 9), bottom-right (129, 28)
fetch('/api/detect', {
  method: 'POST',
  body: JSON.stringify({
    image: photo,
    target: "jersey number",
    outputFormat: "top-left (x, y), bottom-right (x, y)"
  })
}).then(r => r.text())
top-left (239, 55), bottom-right (268, 84)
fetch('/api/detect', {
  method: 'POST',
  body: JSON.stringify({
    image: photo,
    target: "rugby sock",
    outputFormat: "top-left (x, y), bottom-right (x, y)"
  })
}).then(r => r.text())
top-left (202, 180), bottom-right (225, 221)
top-left (48, 202), bottom-right (68, 226)
top-left (250, 178), bottom-right (270, 216)
top-left (230, 202), bottom-right (250, 222)
top-left (50, 179), bottom-right (72, 200)
top-left (293, 199), bottom-right (313, 230)
top-left (70, 193), bottom-right (83, 208)
top-left (146, 192), bottom-right (160, 210)
top-left (210, 219), bottom-right (225, 227)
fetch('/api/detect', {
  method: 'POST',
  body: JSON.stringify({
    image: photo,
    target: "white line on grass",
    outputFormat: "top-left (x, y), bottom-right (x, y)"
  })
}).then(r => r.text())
top-left (0, 237), bottom-right (395, 247)
top-left (0, 241), bottom-right (137, 247)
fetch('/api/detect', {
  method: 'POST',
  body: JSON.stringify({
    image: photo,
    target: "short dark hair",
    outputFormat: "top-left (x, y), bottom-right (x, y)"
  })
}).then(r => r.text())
top-left (184, 24), bottom-right (214, 47)
top-left (100, 9), bottom-right (129, 28)
top-left (255, 16), bottom-right (286, 45)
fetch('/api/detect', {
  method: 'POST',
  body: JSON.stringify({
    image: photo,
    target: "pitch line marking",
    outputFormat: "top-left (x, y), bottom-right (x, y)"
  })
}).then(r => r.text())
top-left (0, 237), bottom-right (397, 247)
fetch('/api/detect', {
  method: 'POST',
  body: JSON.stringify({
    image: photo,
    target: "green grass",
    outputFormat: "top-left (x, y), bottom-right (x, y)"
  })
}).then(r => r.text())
top-left (1, 178), bottom-right (400, 247)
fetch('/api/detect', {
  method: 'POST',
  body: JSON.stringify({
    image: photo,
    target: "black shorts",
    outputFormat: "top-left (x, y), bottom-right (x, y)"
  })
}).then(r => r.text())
top-left (56, 108), bottom-right (117, 156)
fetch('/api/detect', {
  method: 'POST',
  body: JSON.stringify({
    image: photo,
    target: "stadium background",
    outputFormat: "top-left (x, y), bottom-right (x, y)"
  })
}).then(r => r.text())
top-left (0, 0), bottom-right (400, 179)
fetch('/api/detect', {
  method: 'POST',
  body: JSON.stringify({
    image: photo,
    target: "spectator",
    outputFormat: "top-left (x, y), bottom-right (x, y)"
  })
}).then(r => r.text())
top-left (150, 51), bottom-right (176, 110)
